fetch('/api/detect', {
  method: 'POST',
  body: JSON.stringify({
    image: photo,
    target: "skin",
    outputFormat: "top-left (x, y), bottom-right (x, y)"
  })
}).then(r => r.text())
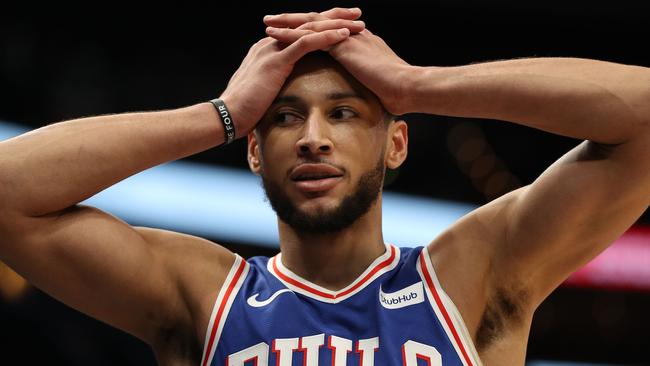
top-left (248, 54), bottom-right (407, 290)
top-left (0, 7), bottom-right (649, 366)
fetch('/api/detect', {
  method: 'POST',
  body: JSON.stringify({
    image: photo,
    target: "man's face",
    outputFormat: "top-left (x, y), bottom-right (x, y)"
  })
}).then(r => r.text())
top-left (248, 55), bottom-right (397, 234)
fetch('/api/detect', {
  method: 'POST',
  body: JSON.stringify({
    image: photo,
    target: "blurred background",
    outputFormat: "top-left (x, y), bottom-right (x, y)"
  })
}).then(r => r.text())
top-left (1, 1), bottom-right (649, 365)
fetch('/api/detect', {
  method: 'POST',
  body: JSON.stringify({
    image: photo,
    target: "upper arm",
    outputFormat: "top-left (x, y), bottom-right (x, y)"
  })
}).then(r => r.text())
top-left (426, 134), bottom-right (650, 347)
top-left (492, 135), bottom-right (650, 306)
top-left (0, 204), bottom-right (235, 344)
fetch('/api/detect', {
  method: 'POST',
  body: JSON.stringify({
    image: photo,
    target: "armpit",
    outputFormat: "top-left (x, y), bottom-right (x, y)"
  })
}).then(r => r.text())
top-left (475, 285), bottom-right (529, 351)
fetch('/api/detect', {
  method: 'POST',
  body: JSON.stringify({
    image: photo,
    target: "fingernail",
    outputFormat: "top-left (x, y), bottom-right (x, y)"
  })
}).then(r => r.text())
top-left (353, 20), bottom-right (365, 26)
top-left (264, 15), bottom-right (275, 20)
top-left (349, 7), bottom-right (361, 12)
top-left (338, 28), bottom-right (350, 37)
top-left (266, 27), bottom-right (276, 34)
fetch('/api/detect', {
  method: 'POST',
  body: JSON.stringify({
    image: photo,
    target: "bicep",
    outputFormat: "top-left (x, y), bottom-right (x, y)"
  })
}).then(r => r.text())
top-left (498, 137), bottom-right (650, 305)
top-left (1, 205), bottom-right (194, 342)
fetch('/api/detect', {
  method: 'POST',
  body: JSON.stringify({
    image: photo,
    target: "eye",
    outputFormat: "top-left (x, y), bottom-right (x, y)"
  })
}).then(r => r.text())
top-left (330, 107), bottom-right (358, 120)
top-left (274, 111), bottom-right (303, 125)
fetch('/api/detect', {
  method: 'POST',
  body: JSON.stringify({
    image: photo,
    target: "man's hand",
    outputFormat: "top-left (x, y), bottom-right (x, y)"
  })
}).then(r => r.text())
top-left (265, 9), bottom-right (413, 115)
top-left (222, 8), bottom-right (366, 138)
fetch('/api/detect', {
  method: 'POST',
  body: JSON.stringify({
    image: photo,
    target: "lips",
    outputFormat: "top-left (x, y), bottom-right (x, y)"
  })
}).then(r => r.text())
top-left (290, 164), bottom-right (344, 193)
top-left (290, 164), bottom-right (344, 181)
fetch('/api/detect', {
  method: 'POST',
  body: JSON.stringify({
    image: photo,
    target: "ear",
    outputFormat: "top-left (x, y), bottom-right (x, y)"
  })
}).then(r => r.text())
top-left (385, 120), bottom-right (408, 169)
top-left (247, 131), bottom-right (262, 175)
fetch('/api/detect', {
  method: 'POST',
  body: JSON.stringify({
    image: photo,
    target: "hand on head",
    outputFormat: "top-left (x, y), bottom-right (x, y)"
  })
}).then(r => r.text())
top-left (218, 8), bottom-right (361, 138)
top-left (218, 7), bottom-right (411, 141)
top-left (263, 7), bottom-right (365, 47)
top-left (264, 7), bottom-right (413, 116)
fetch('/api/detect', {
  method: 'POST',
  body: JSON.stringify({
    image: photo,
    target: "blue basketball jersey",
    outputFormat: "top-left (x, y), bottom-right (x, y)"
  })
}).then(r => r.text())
top-left (200, 245), bottom-right (482, 366)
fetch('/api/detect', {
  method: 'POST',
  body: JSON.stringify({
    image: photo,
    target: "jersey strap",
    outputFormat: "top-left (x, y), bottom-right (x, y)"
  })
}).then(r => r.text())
top-left (416, 249), bottom-right (483, 366)
top-left (200, 255), bottom-right (249, 366)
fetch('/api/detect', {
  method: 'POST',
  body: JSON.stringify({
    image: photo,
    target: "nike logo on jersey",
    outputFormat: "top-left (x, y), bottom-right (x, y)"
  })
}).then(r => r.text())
top-left (379, 281), bottom-right (425, 309)
top-left (247, 289), bottom-right (293, 307)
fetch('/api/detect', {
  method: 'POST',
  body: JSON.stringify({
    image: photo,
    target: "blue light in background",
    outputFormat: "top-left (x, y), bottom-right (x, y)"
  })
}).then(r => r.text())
top-left (0, 120), bottom-right (476, 248)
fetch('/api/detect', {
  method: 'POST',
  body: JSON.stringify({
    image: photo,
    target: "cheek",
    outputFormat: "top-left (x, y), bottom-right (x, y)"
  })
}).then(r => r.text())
top-left (260, 151), bottom-right (283, 177)
top-left (337, 128), bottom-right (385, 159)
top-left (259, 141), bottom-right (293, 180)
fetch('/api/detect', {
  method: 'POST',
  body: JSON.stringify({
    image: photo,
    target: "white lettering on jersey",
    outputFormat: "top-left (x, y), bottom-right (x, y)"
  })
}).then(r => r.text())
top-left (227, 342), bottom-right (269, 366)
top-left (379, 282), bottom-right (424, 309)
top-left (272, 337), bottom-right (299, 366)
top-left (402, 340), bottom-right (442, 366)
top-left (225, 336), bottom-right (443, 366)
top-left (356, 337), bottom-right (379, 366)
top-left (328, 335), bottom-right (353, 365)
top-left (299, 334), bottom-right (325, 366)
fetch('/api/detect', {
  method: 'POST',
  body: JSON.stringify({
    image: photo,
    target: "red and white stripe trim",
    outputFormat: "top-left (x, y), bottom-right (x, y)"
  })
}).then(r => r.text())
top-left (268, 244), bottom-right (400, 303)
top-left (416, 249), bottom-right (483, 366)
top-left (201, 255), bottom-right (249, 366)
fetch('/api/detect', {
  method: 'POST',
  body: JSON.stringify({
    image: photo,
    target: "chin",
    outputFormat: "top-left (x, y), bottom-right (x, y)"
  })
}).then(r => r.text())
top-left (295, 195), bottom-right (341, 214)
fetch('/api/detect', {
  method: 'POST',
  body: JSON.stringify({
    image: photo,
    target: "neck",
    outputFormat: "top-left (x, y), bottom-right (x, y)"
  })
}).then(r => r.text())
top-left (277, 197), bottom-right (386, 291)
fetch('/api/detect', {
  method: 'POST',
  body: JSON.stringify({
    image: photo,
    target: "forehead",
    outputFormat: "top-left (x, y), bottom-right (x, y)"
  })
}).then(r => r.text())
top-left (278, 54), bottom-right (378, 104)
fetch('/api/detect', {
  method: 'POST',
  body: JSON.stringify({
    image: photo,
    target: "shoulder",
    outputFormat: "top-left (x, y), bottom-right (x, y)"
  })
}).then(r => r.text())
top-left (135, 227), bottom-right (236, 288)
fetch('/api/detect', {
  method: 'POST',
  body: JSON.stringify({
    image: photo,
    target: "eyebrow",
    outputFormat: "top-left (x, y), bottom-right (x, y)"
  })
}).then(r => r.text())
top-left (326, 91), bottom-right (367, 101)
top-left (271, 91), bottom-right (367, 105)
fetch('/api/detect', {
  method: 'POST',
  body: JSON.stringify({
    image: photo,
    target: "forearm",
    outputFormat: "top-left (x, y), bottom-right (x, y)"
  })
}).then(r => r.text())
top-left (0, 102), bottom-right (223, 217)
top-left (406, 57), bottom-right (650, 144)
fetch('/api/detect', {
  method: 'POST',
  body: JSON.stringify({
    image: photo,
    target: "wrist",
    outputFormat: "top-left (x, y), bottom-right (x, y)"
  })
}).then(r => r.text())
top-left (394, 65), bottom-right (419, 114)
top-left (210, 98), bottom-right (236, 144)
top-left (401, 65), bottom-right (448, 115)
top-left (216, 94), bottom-right (247, 140)
top-left (171, 103), bottom-right (230, 150)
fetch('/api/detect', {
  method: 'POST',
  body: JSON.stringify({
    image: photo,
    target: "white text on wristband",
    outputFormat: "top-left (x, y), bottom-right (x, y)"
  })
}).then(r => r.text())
top-left (210, 98), bottom-right (236, 145)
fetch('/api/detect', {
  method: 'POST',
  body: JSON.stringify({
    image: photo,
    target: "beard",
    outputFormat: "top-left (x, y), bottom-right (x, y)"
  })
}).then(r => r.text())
top-left (261, 156), bottom-right (385, 235)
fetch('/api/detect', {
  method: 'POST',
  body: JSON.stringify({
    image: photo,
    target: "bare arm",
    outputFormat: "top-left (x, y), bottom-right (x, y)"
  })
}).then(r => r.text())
top-left (0, 103), bottom-right (235, 344)
top-left (0, 21), bottom-right (360, 350)
top-left (0, 103), bottom-right (223, 217)
top-left (406, 58), bottom-right (650, 304)
top-left (408, 58), bottom-right (650, 145)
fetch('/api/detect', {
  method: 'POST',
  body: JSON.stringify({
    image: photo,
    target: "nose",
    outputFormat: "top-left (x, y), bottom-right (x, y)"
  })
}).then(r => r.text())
top-left (295, 114), bottom-right (333, 157)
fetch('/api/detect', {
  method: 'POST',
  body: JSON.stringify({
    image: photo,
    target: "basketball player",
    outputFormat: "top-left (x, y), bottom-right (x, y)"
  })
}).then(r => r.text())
top-left (1, 7), bottom-right (649, 366)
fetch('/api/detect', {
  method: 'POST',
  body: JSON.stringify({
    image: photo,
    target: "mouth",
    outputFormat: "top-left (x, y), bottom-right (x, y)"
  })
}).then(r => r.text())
top-left (292, 176), bottom-right (344, 193)
top-left (290, 164), bottom-right (345, 193)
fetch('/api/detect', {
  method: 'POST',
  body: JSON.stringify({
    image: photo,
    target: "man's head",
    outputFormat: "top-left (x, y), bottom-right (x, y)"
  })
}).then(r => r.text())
top-left (247, 52), bottom-right (408, 235)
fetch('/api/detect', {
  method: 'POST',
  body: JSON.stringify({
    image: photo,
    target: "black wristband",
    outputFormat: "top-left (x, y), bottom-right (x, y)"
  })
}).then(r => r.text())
top-left (210, 98), bottom-right (236, 145)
